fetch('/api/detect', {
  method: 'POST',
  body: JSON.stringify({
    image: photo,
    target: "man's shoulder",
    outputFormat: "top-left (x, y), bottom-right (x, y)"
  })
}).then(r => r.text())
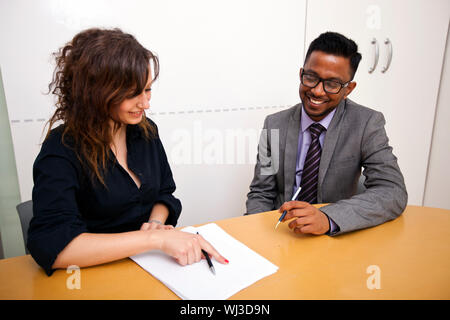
top-left (345, 99), bottom-right (382, 119)
top-left (264, 103), bottom-right (301, 127)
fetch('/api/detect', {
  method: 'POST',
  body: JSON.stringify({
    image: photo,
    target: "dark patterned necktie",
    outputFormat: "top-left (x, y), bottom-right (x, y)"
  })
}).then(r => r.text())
top-left (298, 123), bottom-right (326, 204)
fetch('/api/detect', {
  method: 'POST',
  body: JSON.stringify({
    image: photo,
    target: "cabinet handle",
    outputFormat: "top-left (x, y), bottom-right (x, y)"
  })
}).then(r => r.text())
top-left (381, 38), bottom-right (393, 73)
top-left (368, 38), bottom-right (379, 73)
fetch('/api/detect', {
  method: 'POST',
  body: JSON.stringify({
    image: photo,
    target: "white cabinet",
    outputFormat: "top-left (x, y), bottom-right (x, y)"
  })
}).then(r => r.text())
top-left (305, 0), bottom-right (450, 205)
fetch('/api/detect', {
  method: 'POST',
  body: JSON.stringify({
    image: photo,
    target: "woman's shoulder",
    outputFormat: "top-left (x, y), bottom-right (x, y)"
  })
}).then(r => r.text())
top-left (38, 124), bottom-right (77, 160)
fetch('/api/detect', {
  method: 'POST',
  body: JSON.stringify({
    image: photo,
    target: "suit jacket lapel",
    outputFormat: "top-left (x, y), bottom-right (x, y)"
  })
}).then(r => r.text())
top-left (318, 99), bottom-right (347, 201)
top-left (284, 103), bottom-right (302, 202)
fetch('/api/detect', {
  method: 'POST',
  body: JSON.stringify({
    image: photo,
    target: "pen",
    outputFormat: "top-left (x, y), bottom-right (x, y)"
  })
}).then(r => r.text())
top-left (196, 232), bottom-right (216, 275)
top-left (275, 186), bottom-right (302, 229)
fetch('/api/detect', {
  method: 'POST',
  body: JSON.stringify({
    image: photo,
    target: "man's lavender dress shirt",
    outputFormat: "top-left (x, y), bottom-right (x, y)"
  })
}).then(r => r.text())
top-left (294, 106), bottom-right (339, 234)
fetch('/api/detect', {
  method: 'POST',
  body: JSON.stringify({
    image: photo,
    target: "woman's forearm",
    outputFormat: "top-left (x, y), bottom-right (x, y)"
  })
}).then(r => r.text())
top-left (52, 228), bottom-right (229, 271)
top-left (52, 230), bottom-right (160, 269)
top-left (53, 204), bottom-right (171, 270)
top-left (149, 203), bottom-right (170, 224)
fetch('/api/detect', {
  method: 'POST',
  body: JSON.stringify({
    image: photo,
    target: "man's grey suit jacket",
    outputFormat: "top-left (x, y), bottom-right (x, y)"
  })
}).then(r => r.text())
top-left (246, 98), bottom-right (407, 235)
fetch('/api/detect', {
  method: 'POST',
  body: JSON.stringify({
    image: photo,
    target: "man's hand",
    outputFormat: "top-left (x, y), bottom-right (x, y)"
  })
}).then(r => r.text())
top-left (279, 201), bottom-right (330, 235)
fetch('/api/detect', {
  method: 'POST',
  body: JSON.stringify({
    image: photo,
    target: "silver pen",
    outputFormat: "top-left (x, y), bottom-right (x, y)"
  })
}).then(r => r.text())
top-left (275, 186), bottom-right (302, 229)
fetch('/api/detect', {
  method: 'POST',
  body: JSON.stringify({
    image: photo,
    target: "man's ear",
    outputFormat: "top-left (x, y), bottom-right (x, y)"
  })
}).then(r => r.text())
top-left (299, 68), bottom-right (303, 78)
top-left (343, 81), bottom-right (357, 99)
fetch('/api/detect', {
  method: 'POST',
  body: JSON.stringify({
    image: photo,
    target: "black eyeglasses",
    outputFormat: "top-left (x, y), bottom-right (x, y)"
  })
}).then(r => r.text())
top-left (300, 70), bottom-right (351, 94)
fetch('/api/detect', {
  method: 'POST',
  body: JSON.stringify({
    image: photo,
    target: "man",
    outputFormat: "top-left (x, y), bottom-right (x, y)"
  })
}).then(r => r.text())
top-left (246, 32), bottom-right (407, 236)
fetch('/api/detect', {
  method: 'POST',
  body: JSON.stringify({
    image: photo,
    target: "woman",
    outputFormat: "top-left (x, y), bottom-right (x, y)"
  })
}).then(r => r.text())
top-left (28, 28), bottom-right (227, 276)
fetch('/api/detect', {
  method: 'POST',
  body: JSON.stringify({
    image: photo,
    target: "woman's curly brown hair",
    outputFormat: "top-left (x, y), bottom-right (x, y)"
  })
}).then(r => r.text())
top-left (46, 28), bottom-right (159, 186)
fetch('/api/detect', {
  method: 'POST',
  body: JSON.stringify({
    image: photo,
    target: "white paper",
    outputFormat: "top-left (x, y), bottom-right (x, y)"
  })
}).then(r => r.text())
top-left (130, 223), bottom-right (278, 300)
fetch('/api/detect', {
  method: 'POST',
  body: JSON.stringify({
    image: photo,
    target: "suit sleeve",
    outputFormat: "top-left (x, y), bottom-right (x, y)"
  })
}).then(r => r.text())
top-left (246, 116), bottom-right (279, 214)
top-left (320, 111), bottom-right (408, 235)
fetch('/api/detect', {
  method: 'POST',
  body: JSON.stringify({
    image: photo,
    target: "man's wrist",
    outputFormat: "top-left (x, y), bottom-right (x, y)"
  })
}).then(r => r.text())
top-left (321, 212), bottom-right (340, 235)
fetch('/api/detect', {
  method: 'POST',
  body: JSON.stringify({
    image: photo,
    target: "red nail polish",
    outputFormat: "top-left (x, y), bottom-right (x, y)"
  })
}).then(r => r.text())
top-left (225, 259), bottom-right (229, 264)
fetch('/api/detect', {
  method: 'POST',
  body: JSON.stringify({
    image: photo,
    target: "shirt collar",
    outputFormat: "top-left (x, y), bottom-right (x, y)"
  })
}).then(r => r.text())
top-left (300, 106), bottom-right (336, 133)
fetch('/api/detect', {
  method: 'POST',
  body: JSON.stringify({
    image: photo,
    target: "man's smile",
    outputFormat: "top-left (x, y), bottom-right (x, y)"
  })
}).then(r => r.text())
top-left (306, 94), bottom-right (329, 106)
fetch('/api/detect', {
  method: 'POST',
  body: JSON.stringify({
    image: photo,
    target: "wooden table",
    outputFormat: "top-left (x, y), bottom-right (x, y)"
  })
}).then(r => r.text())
top-left (1, 205), bottom-right (449, 299)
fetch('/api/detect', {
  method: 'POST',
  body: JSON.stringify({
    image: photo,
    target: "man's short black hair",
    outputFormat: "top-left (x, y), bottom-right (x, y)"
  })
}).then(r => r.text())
top-left (304, 31), bottom-right (362, 80)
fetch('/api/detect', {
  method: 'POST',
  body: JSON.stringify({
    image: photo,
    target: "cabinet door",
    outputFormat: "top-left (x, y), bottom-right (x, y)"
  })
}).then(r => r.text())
top-left (305, 0), bottom-right (449, 205)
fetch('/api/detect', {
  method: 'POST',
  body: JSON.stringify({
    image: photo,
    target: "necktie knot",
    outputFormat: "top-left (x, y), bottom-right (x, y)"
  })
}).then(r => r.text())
top-left (309, 123), bottom-right (326, 138)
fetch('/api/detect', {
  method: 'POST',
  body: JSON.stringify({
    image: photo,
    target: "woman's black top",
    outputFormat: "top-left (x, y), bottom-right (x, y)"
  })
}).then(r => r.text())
top-left (27, 119), bottom-right (182, 276)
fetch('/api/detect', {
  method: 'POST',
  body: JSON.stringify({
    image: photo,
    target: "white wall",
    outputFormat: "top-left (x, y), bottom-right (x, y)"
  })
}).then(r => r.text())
top-left (0, 0), bottom-right (307, 227)
top-left (424, 23), bottom-right (450, 210)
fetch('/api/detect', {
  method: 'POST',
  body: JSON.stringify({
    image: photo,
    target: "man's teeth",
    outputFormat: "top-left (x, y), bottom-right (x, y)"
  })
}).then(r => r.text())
top-left (309, 97), bottom-right (326, 105)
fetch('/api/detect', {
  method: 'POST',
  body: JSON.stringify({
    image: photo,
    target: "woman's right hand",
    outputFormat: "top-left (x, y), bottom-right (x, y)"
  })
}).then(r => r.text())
top-left (152, 229), bottom-right (229, 266)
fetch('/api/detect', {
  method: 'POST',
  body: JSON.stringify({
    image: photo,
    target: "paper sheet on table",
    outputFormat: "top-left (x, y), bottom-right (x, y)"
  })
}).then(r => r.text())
top-left (130, 223), bottom-right (278, 300)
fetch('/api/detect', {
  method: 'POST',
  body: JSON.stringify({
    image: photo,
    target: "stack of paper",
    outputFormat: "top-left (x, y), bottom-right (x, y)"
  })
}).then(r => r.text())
top-left (130, 223), bottom-right (278, 300)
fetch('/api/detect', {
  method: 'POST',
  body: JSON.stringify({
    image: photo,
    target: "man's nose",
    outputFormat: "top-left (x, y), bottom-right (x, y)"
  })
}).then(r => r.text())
top-left (311, 80), bottom-right (327, 96)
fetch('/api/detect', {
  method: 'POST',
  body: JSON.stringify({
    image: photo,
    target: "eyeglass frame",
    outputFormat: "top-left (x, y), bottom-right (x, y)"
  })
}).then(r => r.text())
top-left (300, 69), bottom-right (352, 94)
